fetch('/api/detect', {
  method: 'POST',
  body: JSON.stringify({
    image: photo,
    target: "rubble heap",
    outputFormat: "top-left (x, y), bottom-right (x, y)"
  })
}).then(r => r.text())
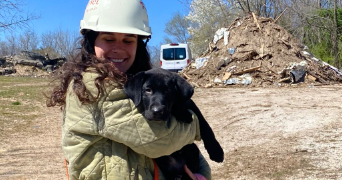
top-left (180, 15), bottom-right (342, 87)
top-left (0, 51), bottom-right (66, 76)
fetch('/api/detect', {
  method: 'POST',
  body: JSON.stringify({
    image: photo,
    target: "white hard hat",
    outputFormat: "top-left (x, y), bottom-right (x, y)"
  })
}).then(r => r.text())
top-left (80, 0), bottom-right (152, 36)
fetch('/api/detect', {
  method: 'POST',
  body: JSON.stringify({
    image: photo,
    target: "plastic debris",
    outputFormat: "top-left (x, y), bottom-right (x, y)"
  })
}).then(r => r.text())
top-left (228, 48), bottom-right (236, 55)
top-left (224, 31), bottom-right (230, 45)
top-left (214, 77), bottom-right (222, 83)
top-left (195, 57), bottom-right (209, 69)
top-left (213, 28), bottom-right (228, 44)
top-left (226, 65), bottom-right (236, 72)
top-left (279, 61), bottom-right (308, 83)
top-left (225, 73), bottom-right (252, 85)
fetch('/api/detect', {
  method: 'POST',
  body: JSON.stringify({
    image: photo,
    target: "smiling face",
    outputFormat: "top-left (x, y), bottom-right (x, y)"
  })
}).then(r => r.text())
top-left (94, 32), bottom-right (138, 72)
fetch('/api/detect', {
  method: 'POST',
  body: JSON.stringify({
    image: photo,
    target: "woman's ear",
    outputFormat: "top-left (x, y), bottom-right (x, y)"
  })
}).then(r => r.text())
top-left (123, 71), bottom-right (146, 107)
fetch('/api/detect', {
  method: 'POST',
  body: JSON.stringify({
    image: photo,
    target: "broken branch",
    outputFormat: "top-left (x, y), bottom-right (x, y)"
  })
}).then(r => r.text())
top-left (252, 12), bottom-right (261, 31)
top-left (233, 66), bottom-right (261, 75)
top-left (274, 8), bottom-right (288, 23)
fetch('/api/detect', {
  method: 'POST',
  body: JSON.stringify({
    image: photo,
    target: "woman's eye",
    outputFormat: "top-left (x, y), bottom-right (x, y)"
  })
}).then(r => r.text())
top-left (124, 40), bottom-right (134, 44)
top-left (105, 39), bottom-right (114, 42)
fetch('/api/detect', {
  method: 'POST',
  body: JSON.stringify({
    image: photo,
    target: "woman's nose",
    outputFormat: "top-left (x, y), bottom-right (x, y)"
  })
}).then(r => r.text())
top-left (110, 41), bottom-right (125, 53)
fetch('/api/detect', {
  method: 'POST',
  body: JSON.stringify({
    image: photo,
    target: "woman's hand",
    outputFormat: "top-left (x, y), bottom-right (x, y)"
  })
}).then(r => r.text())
top-left (184, 165), bottom-right (197, 180)
top-left (184, 165), bottom-right (207, 180)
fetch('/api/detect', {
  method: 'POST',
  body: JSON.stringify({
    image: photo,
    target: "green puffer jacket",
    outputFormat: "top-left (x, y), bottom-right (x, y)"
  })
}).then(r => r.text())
top-left (62, 70), bottom-right (212, 180)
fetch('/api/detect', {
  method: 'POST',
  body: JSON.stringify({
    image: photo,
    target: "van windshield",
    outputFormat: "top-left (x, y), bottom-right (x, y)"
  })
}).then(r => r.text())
top-left (163, 48), bottom-right (186, 60)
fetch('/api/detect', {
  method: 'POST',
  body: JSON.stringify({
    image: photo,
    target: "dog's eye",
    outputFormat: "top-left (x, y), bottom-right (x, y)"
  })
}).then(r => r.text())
top-left (144, 88), bottom-right (152, 94)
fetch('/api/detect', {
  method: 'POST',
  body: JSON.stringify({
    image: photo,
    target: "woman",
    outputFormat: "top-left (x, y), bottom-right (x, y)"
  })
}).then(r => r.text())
top-left (47, 0), bottom-right (211, 179)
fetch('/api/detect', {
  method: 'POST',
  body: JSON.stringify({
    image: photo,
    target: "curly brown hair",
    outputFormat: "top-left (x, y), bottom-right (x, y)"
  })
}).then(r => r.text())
top-left (46, 30), bottom-right (152, 107)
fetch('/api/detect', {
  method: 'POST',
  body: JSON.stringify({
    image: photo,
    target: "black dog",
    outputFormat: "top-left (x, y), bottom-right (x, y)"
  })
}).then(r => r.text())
top-left (124, 68), bottom-right (224, 179)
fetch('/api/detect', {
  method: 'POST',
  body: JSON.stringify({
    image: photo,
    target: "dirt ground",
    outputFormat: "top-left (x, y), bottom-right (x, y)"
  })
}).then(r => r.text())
top-left (1, 84), bottom-right (342, 180)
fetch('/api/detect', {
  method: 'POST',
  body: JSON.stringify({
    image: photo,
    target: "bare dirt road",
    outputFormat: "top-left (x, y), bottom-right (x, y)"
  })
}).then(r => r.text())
top-left (1, 84), bottom-right (342, 180)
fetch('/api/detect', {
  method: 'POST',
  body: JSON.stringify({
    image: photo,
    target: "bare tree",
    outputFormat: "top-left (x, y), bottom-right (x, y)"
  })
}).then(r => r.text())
top-left (148, 45), bottom-right (161, 68)
top-left (164, 11), bottom-right (190, 44)
top-left (232, 0), bottom-right (284, 18)
top-left (0, 0), bottom-right (40, 32)
top-left (5, 33), bottom-right (19, 55)
top-left (184, 0), bottom-right (235, 57)
top-left (281, 0), bottom-right (341, 68)
top-left (0, 41), bottom-right (10, 56)
top-left (180, 0), bottom-right (289, 57)
top-left (40, 28), bottom-right (80, 59)
top-left (332, 0), bottom-right (339, 68)
top-left (18, 30), bottom-right (39, 52)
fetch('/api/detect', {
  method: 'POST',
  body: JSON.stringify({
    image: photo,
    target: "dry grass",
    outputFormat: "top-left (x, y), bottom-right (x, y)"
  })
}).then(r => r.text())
top-left (0, 76), bottom-right (51, 138)
top-left (0, 76), bottom-right (64, 180)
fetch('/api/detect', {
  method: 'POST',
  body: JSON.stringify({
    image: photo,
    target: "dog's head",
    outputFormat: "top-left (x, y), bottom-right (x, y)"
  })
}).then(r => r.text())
top-left (124, 68), bottom-right (194, 121)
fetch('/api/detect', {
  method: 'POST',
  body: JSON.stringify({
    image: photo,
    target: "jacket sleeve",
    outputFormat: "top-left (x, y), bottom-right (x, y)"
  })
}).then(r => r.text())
top-left (66, 72), bottom-right (202, 158)
top-left (100, 89), bottom-right (201, 158)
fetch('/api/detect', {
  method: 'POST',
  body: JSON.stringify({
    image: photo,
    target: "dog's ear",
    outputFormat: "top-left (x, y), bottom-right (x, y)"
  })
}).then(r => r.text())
top-left (173, 73), bottom-right (194, 103)
top-left (124, 71), bottom-right (146, 107)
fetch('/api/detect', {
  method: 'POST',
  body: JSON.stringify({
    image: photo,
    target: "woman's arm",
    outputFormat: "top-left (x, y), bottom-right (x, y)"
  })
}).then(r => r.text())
top-left (99, 88), bottom-right (201, 157)
top-left (64, 71), bottom-right (201, 158)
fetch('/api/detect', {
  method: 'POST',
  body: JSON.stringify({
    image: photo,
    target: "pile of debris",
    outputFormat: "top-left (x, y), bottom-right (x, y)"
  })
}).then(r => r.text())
top-left (180, 14), bottom-right (342, 87)
top-left (0, 51), bottom-right (66, 76)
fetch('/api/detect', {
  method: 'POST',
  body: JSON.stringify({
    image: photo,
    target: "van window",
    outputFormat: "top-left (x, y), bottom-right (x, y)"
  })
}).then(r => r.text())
top-left (163, 48), bottom-right (186, 60)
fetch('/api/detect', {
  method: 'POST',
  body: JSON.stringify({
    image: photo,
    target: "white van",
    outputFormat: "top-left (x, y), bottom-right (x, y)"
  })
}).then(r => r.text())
top-left (160, 43), bottom-right (192, 72)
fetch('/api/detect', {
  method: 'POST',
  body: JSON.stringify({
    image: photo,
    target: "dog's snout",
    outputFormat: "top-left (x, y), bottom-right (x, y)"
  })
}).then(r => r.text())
top-left (151, 105), bottom-right (164, 117)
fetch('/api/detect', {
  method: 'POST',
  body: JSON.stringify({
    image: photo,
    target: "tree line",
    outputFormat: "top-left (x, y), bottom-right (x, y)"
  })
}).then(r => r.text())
top-left (0, 0), bottom-right (79, 60)
top-left (0, 29), bottom-right (80, 60)
top-left (1, 0), bottom-right (342, 69)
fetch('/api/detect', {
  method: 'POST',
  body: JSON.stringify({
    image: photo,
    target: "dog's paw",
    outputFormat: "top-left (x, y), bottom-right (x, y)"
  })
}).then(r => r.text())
top-left (205, 141), bottom-right (224, 163)
top-left (209, 149), bottom-right (224, 163)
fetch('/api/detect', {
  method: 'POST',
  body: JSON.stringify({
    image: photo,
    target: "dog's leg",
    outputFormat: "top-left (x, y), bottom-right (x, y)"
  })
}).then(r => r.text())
top-left (186, 100), bottom-right (224, 163)
top-left (154, 144), bottom-right (200, 180)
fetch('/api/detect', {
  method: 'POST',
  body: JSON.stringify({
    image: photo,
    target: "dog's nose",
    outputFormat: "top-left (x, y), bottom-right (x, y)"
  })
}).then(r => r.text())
top-left (151, 106), bottom-right (164, 117)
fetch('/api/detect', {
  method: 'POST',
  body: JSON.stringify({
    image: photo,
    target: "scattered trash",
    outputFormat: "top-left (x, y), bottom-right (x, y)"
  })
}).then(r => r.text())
top-left (179, 14), bottom-right (342, 87)
top-left (225, 78), bottom-right (240, 85)
top-left (289, 61), bottom-right (307, 83)
top-left (279, 61), bottom-right (308, 83)
top-left (213, 28), bottom-right (228, 44)
top-left (222, 72), bottom-right (232, 81)
top-left (214, 77), bottom-right (222, 83)
top-left (225, 74), bottom-right (252, 85)
top-left (228, 48), bottom-right (236, 55)
top-left (322, 61), bottom-right (342, 77)
top-left (216, 57), bottom-right (232, 70)
top-left (226, 65), bottom-right (237, 73)
top-left (195, 57), bottom-right (209, 69)
top-left (224, 31), bottom-right (230, 45)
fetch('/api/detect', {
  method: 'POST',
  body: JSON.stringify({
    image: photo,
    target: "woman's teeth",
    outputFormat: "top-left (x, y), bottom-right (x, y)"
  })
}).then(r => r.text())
top-left (110, 59), bottom-right (124, 62)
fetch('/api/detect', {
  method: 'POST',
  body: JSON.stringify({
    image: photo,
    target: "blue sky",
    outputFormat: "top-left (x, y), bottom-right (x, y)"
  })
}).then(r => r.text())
top-left (0, 0), bottom-right (189, 47)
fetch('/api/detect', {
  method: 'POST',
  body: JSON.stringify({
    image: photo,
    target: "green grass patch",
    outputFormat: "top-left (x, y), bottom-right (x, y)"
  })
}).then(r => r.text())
top-left (0, 76), bottom-right (53, 137)
top-left (12, 101), bottom-right (21, 105)
top-left (0, 76), bottom-right (52, 103)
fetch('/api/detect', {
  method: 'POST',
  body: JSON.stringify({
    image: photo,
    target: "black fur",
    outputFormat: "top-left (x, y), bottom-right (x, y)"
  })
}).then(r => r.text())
top-left (124, 68), bottom-right (224, 180)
